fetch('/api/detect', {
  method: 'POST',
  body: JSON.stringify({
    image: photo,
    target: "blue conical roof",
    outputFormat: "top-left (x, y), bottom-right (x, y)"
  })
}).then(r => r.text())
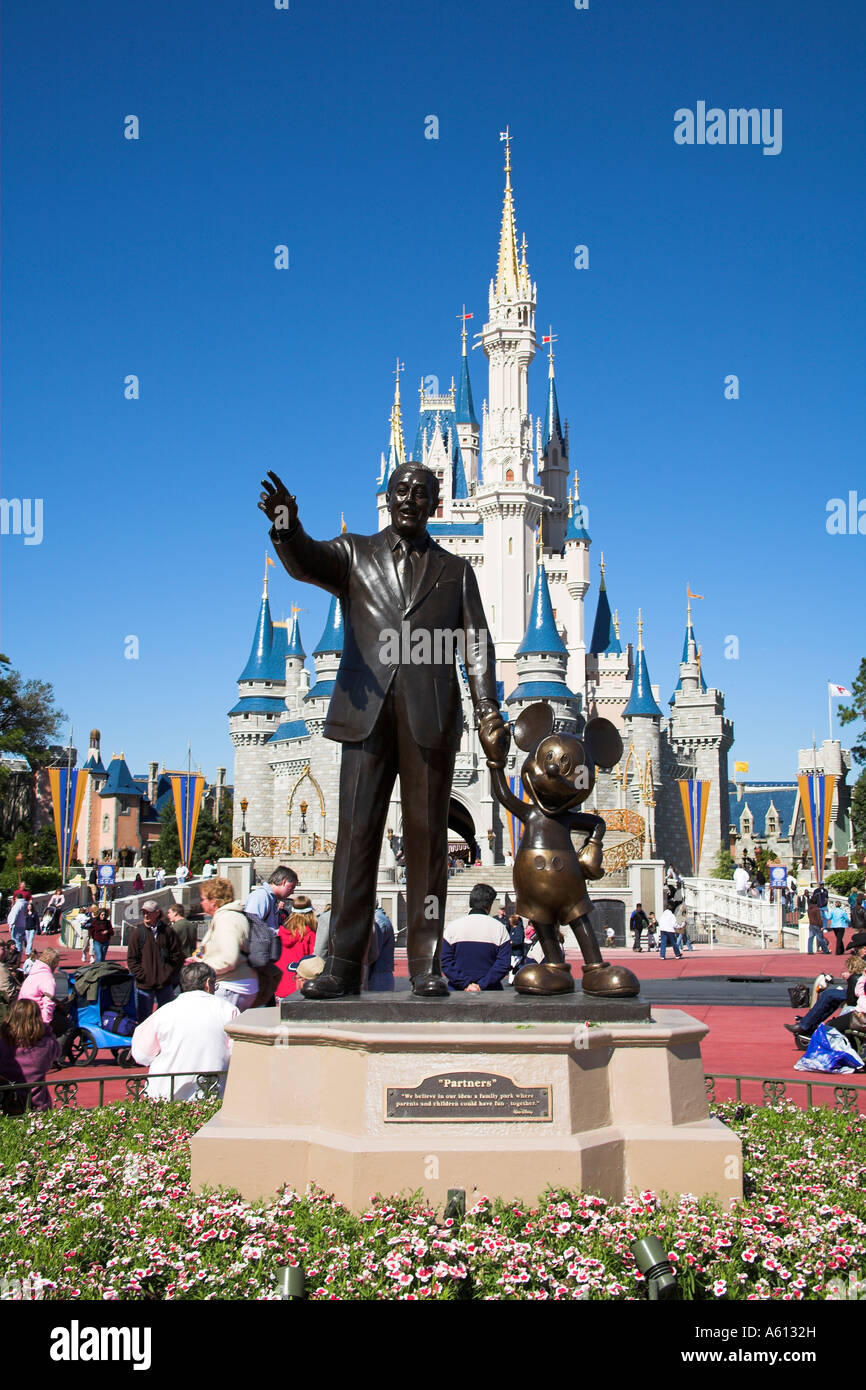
top-left (238, 593), bottom-right (285, 682)
top-left (669, 617), bottom-right (708, 703)
top-left (543, 372), bottom-right (563, 451)
top-left (624, 646), bottom-right (663, 719)
top-left (588, 574), bottom-right (622, 656)
top-left (455, 353), bottom-right (478, 427)
top-left (99, 756), bottom-right (142, 798)
top-left (515, 564), bottom-right (568, 657)
top-left (453, 433), bottom-right (468, 500)
top-left (565, 481), bottom-right (590, 543)
top-left (286, 612), bottom-right (305, 659)
top-left (313, 594), bottom-right (344, 655)
top-left (82, 753), bottom-right (106, 776)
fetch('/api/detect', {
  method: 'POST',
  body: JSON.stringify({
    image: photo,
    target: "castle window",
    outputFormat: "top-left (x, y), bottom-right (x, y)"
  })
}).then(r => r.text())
top-left (102, 815), bottom-right (109, 832)
top-left (526, 574), bottom-right (530, 594)
top-left (505, 469), bottom-right (514, 482)
top-left (508, 538), bottom-right (513, 556)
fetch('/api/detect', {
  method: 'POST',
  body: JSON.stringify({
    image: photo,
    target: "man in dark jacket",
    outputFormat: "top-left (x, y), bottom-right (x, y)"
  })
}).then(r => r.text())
top-left (629, 904), bottom-right (649, 952)
top-left (441, 884), bottom-right (510, 993)
top-left (127, 900), bottom-right (185, 1020)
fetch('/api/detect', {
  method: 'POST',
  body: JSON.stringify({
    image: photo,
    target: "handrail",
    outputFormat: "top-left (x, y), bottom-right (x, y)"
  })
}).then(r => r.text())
top-left (0, 1069), bottom-right (227, 1111)
top-left (704, 1071), bottom-right (864, 1113)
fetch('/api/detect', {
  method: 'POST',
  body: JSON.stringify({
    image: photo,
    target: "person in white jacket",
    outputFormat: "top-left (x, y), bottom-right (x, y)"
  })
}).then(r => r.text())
top-left (131, 960), bottom-right (238, 1100)
top-left (196, 878), bottom-right (258, 1010)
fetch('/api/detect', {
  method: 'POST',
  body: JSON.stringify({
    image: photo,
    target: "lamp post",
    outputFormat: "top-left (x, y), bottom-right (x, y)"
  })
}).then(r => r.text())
top-left (239, 798), bottom-right (249, 853)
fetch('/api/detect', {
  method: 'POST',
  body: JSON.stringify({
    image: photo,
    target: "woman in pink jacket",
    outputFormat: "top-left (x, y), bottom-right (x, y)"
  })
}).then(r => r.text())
top-left (18, 947), bottom-right (60, 1026)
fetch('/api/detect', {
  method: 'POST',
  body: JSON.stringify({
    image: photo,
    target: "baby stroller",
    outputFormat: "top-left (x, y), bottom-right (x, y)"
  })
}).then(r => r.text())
top-left (57, 965), bottom-right (138, 1068)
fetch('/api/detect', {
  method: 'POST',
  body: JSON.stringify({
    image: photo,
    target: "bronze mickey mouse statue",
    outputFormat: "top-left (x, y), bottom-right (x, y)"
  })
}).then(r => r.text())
top-left (486, 701), bottom-right (640, 997)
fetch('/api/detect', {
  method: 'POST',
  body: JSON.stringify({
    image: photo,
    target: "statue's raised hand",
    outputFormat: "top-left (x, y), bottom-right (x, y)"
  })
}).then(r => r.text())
top-left (259, 471), bottom-right (298, 533)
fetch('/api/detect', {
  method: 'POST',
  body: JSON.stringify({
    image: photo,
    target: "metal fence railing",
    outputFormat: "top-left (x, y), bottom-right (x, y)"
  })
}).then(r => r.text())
top-left (0, 1070), bottom-right (227, 1113)
top-left (1, 1068), bottom-right (862, 1118)
top-left (704, 1072), bottom-right (864, 1113)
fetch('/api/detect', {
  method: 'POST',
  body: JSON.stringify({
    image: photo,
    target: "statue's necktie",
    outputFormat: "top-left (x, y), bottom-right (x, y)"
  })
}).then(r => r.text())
top-left (395, 540), bottom-right (414, 603)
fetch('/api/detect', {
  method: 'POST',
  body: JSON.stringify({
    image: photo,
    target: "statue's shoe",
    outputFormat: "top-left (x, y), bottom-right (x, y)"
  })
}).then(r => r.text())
top-left (513, 961), bottom-right (575, 995)
top-left (411, 972), bottom-right (450, 998)
top-left (581, 962), bottom-right (640, 997)
top-left (300, 971), bottom-right (361, 1000)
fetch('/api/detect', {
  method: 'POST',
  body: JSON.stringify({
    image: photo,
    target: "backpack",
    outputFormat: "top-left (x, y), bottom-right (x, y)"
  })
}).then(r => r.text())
top-left (242, 910), bottom-right (281, 969)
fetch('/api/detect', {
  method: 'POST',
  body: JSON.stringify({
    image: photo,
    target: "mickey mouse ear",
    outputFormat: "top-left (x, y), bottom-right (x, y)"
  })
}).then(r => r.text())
top-left (583, 717), bottom-right (623, 769)
top-left (512, 702), bottom-right (554, 752)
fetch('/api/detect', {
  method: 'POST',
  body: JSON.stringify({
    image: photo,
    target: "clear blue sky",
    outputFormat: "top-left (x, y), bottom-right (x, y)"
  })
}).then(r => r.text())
top-left (2, 0), bottom-right (864, 780)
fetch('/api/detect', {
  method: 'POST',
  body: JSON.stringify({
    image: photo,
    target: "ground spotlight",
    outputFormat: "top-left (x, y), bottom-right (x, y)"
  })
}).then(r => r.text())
top-left (277, 1261), bottom-right (306, 1300)
top-left (630, 1235), bottom-right (677, 1300)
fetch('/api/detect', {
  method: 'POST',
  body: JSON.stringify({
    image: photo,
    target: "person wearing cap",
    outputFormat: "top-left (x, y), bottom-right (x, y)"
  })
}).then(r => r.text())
top-left (127, 899), bottom-right (185, 1021)
top-left (785, 931), bottom-right (866, 1039)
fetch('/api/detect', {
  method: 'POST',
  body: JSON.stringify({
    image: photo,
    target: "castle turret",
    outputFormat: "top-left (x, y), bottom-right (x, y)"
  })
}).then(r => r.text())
top-left (454, 308), bottom-right (480, 487)
top-left (475, 131), bottom-right (545, 684)
top-left (666, 596), bottom-right (734, 873)
top-left (229, 563), bottom-right (288, 840)
top-left (621, 612), bottom-right (663, 851)
top-left (505, 546), bottom-right (578, 729)
top-left (563, 475), bottom-right (591, 697)
top-left (376, 360), bottom-right (407, 528)
top-left (585, 555), bottom-right (632, 730)
top-left (537, 330), bottom-right (568, 552)
top-left (304, 592), bottom-right (344, 735)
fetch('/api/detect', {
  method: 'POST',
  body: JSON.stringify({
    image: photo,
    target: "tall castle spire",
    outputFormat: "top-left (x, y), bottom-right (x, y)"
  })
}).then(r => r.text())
top-left (495, 127), bottom-right (522, 298)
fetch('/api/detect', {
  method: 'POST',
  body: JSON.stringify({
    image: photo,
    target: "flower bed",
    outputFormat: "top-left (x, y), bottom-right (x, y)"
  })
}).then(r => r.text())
top-left (0, 1101), bottom-right (863, 1300)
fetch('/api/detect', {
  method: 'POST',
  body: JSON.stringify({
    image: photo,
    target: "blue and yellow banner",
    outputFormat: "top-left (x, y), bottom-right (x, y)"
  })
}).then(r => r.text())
top-left (506, 775), bottom-right (531, 856)
top-left (170, 773), bottom-right (205, 867)
top-left (677, 779), bottom-right (711, 875)
top-left (48, 766), bottom-right (89, 878)
top-left (797, 773), bottom-right (836, 880)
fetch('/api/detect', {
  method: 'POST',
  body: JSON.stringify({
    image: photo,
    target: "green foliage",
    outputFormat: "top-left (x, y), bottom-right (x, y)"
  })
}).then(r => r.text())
top-left (0, 653), bottom-right (64, 762)
top-left (825, 868), bottom-right (865, 896)
top-left (839, 658), bottom-right (866, 765)
top-left (0, 865), bottom-right (64, 897)
top-left (150, 800), bottom-right (232, 874)
top-left (0, 653), bottom-right (65, 854)
top-left (710, 848), bottom-right (736, 879)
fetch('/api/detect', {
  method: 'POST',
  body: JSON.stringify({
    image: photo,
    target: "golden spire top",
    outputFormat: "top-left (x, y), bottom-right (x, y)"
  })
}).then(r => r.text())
top-left (495, 127), bottom-right (521, 298)
top-left (573, 472), bottom-right (581, 501)
top-left (599, 551), bottom-right (606, 588)
top-left (263, 550), bottom-right (272, 598)
top-left (686, 583), bottom-right (692, 626)
top-left (637, 608), bottom-right (644, 652)
top-left (613, 609), bottom-right (621, 640)
top-left (340, 512), bottom-right (347, 534)
top-left (457, 305), bottom-right (473, 356)
top-left (388, 359), bottom-right (406, 465)
top-left (536, 525), bottom-right (544, 567)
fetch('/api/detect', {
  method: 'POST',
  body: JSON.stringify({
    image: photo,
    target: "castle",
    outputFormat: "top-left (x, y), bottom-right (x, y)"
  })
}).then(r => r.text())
top-left (230, 135), bottom-right (734, 881)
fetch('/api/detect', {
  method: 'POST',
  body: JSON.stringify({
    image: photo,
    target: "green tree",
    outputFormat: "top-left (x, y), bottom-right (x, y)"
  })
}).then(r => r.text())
top-left (711, 848), bottom-right (736, 879)
top-left (0, 654), bottom-right (65, 849)
top-left (150, 799), bottom-right (233, 875)
top-left (838, 658), bottom-right (866, 764)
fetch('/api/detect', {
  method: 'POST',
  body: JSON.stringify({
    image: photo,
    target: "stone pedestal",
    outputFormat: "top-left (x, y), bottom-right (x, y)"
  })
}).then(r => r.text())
top-left (190, 997), bottom-right (741, 1213)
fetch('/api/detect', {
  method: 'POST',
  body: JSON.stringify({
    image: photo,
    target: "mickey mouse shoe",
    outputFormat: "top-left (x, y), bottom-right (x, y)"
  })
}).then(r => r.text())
top-left (581, 961), bottom-right (640, 997)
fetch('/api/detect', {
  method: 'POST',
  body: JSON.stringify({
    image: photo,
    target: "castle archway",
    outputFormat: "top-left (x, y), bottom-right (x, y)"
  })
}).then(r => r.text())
top-left (447, 798), bottom-right (477, 864)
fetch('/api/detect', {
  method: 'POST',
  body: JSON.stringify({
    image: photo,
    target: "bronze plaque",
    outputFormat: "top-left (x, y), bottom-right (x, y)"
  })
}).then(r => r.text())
top-left (384, 1071), bottom-right (551, 1123)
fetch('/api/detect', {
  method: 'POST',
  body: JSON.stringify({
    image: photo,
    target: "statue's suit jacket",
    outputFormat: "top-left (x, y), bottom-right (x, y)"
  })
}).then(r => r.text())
top-left (271, 522), bottom-right (498, 751)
